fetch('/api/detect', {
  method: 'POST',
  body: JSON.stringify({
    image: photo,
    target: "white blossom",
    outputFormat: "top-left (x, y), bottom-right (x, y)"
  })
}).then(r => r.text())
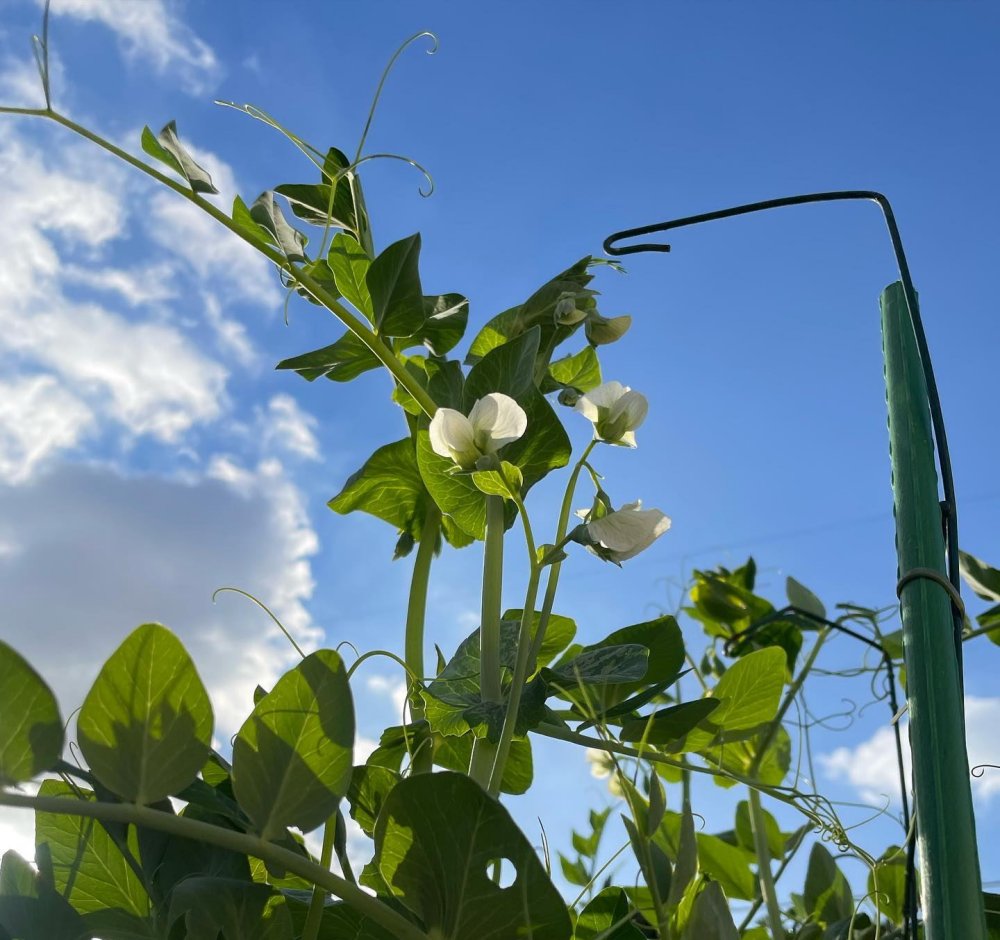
top-left (578, 500), bottom-right (671, 564)
top-left (428, 393), bottom-right (527, 469)
top-left (575, 381), bottom-right (648, 447)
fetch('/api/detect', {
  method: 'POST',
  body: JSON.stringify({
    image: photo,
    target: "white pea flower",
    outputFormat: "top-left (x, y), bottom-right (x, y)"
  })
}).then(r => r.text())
top-left (428, 393), bottom-right (527, 469)
top-left (575, 381), bottom-right (648, 447)
top-left (576, 500), bottom-right (671, 564)
top-left (586, 747), bottom-right (614, 779)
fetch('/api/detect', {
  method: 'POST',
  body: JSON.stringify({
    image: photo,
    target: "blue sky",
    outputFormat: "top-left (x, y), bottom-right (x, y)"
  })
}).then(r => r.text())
top-left (0, 0), bottom-right (998, 909)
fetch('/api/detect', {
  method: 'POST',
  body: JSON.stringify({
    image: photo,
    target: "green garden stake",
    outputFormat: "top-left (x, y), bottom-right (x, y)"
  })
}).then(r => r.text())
top-left (881, 281), bottom-right (986, 940)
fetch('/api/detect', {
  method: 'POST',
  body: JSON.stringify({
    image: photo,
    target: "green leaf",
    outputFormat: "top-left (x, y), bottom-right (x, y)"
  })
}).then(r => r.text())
top-left (328, 233), bottom-right (373, 319)
top-left (416, 431), bottom-right (486, 540)
top-left (410, 293), bottom-right (470, 356)
top-left (374, 772), bottom-right (571, 940)
top-left (0, 862), bottom-right (90, 940)
top-left (695, 833), bottom-right (755, 901)
top-left (666, 802), bottom-right (699, 910)
top-left (544, 644), bottom-right (649, 694)
top-left (232, 194), bottom-right (271, 247)
top-left (867, 846), bottom-right (907, 926)
top-left (734, 800), bottom-right (786, 859)
top-left (547, 346), bottom-right (602, 395)
top-left (292, 258), bottom-right (341, 305)
top-left (680, 880), bottom-right (738, 940)
top-left (276, 331), bottom-right (380, 382)
top-left (575, 887), bottom-right (645, 939)
top-left (464, 327), bottom-right (538, 404)
top-left (367, 233), bottom-right (425, 336)
top-left (786, 576), bottom-right (826, 619)
top-left (984, 891), bottom-right (1000, 939)
top-left (686, 647), bottom-right (787, 751)
top-left (275, 180), bottom-right (361, 238)
top-left (168, 877), bottom-right (292, 940)
top-left (433, 732), bottom-right (533, 794)
top-left (329, 439), bottom-right (430, 541)
top-left (559, 853), bottom-right (590, 887)
top-left (501, 609), bottom-right (576, 670)
top-left (284, 896), bottom-right (397, 940)
top-left (141, 122), bottom-right (218, 194)
top-left (620, 699), bottom-right (721, 746)
top-left (249, 191), bottom-right (309, 263)
top-left (34, 780), bottom-right (153, 936)
top-left (320, 146), bottom-right (371, 246)
top-left (0, 641), bottom-right (63, 785)
top-left (960, 550), bottom-right (1000, 602)
top-left (622, 815), bottom-right (672, 901)
top-left (347, 765), bottom-right (400, 838)
top-left (471, 461), bottom-right (523, 500)
top-left (562, 615), bottom-right (686, 711)
top-left (77, 623), bottom-right (212, 804)
top-left (233, 649), bottom-right (354, 841)
top-left (803, 842), bottom-right (853, 926)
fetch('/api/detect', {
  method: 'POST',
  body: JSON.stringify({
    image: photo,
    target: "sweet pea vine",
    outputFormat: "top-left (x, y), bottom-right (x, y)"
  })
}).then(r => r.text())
top-left (1, 9), bottom-right (978, 940)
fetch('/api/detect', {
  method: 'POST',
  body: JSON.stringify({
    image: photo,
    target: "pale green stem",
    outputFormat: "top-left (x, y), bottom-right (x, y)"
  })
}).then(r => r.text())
top-left (470, 495), bottom-right (506, 786)
top-left (0, 792), bottom-right (427, 940)
top-left (0, 107), bottom-right (437, 418)
top-left (406, 504), bottom-right (442, 775)
top-left (526, 439), bottom-right (598, 671)
top-left (748, 787), bottom-right (784, 940)
top-left (963, 622), bottom-right (999, 642)
top-left (737, 826), bottom-right (808, 933)
top-left (302, 813), bottom-right (338, 940)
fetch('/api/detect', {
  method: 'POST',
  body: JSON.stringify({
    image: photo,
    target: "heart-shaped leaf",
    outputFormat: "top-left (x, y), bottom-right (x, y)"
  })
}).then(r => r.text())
top-left (77, 623), bottom-right (213, 804)
top-left (233, 649), bottom-right (354, 841)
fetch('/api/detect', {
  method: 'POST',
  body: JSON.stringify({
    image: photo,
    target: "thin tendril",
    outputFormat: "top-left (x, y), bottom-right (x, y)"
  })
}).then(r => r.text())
top-left (31, 0), bottom-right (52, 109)
top-left (355, 31), bottom-right (439, 164)
top-left (211, 586), bottom-right (305, 659)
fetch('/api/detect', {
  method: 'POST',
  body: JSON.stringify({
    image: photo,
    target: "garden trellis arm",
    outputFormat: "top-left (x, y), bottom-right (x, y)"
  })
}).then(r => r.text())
top-left (605, 191), bottom-right (987, 940)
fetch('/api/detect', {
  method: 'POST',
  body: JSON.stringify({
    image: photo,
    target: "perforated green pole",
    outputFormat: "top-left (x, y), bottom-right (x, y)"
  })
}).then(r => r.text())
top-left (881, 281), bottom-right (986, 939)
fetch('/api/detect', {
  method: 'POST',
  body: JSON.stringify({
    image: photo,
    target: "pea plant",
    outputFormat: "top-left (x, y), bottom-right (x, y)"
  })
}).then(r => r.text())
top-left (1, 11), bottom-right (998, 940)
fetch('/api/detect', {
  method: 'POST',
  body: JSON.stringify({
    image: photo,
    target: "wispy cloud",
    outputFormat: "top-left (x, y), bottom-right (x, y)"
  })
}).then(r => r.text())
top-left (41, 0), bottom-right (221, 95)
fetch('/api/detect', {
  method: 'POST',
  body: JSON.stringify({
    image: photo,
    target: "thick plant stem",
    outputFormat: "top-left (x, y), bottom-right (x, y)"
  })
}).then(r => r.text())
top-left (0, 792), bottom-right (428, 940)
top-left (470, 495), bottom-right (505, 786)
top-left (302, 814), bottom-right (338, 940)
top-left (406, 504), bottom-right (441, 775)
top-left (1, 108), bottom-right (438, 419)
top-left (748, 788), bottom-right (784, 940)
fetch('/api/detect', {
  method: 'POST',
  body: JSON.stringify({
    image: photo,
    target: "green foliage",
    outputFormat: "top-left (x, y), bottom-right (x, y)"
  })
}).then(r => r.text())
top-left (78, 623), bottom-right (213, 805)
top-left (141, 121), bottom-right (218, 194)
top-left (0, 641), bottom-right (63, 786)
top-left (233, 650), bottom-right (354, 841)
top-left (374, 772), bottom-right (572, 940)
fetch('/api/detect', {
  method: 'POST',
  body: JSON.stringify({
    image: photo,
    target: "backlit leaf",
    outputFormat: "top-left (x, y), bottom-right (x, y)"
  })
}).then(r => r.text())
top-left (77, 623), bottom-right (212, 804)
top-left (276, 331), bottom-right (379, 382)
top-left (367, 234), bottom-right (425, 336)
top-left (0, 640), bottom-right (63, 785)
top-left (141, 121), bottom-right (217, 194)
top-left (328, 232), bottom-right (373, 319)
top-left (374, 772), bottom-right (571, 940)
top-left (233, 649), bottom-right (354, 841)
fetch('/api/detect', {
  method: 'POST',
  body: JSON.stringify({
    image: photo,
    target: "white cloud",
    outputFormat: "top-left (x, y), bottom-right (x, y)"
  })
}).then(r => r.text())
top-left (0, 375), bottom-right (95, 484)
top-left (366, 674), bottom-right (409, 722)
top-left (63, 261), bottom-right (177, 307)
top-left (821, 695), bottom-right (1000, 805)
top-left (43, 0), bottom-right (221, 95)
top-left (261, 394), bottom-right (320, 460)
top-left (147, 191), bottom-right (280, 308)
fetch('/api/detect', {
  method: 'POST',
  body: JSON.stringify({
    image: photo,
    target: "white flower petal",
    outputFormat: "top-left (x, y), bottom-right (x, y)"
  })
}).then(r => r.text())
top-left (583, 381), bottom-right (628, 411)
top-left (587, 502), bottom-right (671, 562)
top-left (429, 408), bottom-right (478, 467)
top-left (469, 393), bottom-right (527, 452)
top-left (612, 390), bottom-right (648, 431)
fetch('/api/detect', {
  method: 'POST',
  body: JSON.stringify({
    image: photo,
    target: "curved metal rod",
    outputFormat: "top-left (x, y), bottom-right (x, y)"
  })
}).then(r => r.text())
top-left (605, 191), bottom-right (964, 681)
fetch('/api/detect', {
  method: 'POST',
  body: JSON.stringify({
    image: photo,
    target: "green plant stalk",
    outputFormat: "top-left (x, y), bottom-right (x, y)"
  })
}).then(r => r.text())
top-left (962, 622), bottom-right (999, 642)
top-left (737, 825), bottom-right (808, 933)
top-left (302, 813), bottom-right (338, 940)
top-left (526, 439), bottom-right (597, 671)
top-left (747, 787), bottom-right (783, 940)
top-left (0, 791), bottom-right (428, 940)
top-left (406, 504), bottom-right (442, 775)
top-left (0, 107), bottom-right (438, 419)
top-left (488, 490), bottom-right (539, 796)
top-left (470, 494), bottom-right (506, 786)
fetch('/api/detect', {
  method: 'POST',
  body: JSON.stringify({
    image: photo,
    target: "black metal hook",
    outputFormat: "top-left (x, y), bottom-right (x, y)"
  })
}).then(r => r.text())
top-left (605, 191), bottom-right (964, 681)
